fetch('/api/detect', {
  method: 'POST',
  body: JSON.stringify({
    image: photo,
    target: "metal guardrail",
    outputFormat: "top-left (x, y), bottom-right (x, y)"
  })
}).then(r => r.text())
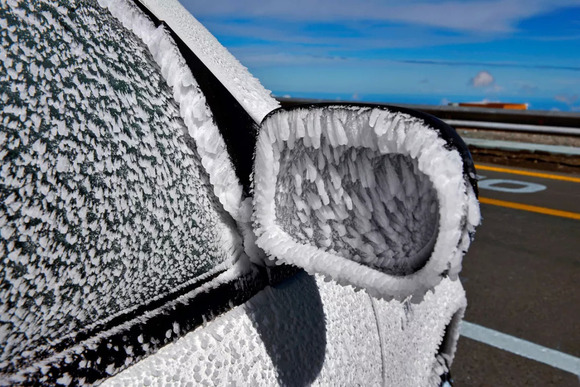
top-left (444, 120), bottom-right (580, 136)
top-left (277, 98), bottom-right (580, 136)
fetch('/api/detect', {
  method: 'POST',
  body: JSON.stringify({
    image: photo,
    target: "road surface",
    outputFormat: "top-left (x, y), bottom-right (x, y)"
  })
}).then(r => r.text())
top-left (451, 163), bottom-right (580, 385)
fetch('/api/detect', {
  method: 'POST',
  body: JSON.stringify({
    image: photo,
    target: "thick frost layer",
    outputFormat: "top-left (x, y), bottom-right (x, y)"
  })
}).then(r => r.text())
top-left (253, 106), bottom-right (480, 299)
top-left (99, 0), bottom-right (246, 221)
top-left (137, 0), bottom-right (280, 123)
top-left (105, 274), bottom-right (466, 386)
top-left (372, 277), bottom-right (466, 386)
top-left (11, 264), bottom-right (253, 384)
top-left (0, 0), bottom-right (243, 373)
top-left (275, 143), bottom-right (439, 275)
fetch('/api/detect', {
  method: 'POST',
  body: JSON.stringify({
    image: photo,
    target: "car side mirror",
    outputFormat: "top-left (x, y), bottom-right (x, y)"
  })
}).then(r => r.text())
top-left (252, 104), bottom-right (480, 300)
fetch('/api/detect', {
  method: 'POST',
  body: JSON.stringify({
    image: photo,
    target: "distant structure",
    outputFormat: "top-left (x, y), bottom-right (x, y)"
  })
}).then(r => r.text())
top-left (450, 102), bottom-right (528, 110)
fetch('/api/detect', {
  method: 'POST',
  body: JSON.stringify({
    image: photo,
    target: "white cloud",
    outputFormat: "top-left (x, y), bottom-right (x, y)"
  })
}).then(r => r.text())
top-left (554, 94), bottom-right (578, 105)
top-left (470, 71), bottom-right (495, 87)
top-left (230, 50), bottom-right (349, 67)
top-left (205, 20), bottom-right (489, 50)
top-left (183, 0), bottom-right (578, 33)
top-left (514, 81), bottom-right (538, 94)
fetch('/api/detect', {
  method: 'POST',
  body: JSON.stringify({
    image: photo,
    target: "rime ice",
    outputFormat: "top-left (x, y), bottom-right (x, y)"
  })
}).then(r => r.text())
top-left (253, 107), bottom-right (480, 299)
top-left (0, 0), bottom-right (242, 375)
top-left (136, 0), bottom-right (280, 124)
top-left (105, 274), bottom-right (466, 386)
top-left (1, 0), bottom-right (479, 384)
top-left (99, 0), bottom-right (246, 221)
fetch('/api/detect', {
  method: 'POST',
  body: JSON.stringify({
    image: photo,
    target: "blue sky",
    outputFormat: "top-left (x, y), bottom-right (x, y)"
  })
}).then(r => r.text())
top-left (178, 0), bottom-right (580, 111)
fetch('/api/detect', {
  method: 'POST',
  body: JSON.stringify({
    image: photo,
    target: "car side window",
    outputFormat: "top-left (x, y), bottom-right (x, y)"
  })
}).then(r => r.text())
top-left (0, 0), bottom-right (248, 382)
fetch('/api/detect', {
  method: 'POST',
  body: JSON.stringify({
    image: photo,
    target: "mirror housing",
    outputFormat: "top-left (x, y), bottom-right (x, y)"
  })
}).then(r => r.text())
top-left (252, 104), bottom-right (480, 300)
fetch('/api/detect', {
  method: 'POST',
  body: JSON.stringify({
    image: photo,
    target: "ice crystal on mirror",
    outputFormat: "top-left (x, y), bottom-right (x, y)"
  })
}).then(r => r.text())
top-left (253, 106), bottom-right (480, 299)
top-left (275, 142), bottom-right (439, 276)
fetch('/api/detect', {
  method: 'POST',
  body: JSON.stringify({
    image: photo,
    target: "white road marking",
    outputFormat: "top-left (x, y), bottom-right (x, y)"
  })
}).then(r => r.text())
top-left (460, 321), bottom-right (580, 376)
top-left (478, 178), bottom-right (547, 193)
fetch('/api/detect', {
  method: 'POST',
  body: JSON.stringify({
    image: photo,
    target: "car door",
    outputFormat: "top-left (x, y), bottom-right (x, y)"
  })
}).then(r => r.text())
top-left (0, 0), bottom-right (478, 385)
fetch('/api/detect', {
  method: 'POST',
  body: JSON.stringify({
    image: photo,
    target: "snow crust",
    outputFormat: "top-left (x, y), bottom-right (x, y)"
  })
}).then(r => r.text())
top-left (253, 106), bottom-right (480, 299)
top-left (105, 274), bottom-right (466, 386)
top-left (0, 0), bottom-right (245, 374)
top-left (136, 0), bottom-right (280, 123)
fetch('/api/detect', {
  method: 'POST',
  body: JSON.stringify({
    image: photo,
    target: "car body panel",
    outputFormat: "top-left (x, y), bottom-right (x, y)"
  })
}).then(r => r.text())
top-left (0, 0), bottom-right (474, 385)
top-left (105, 273), bottom-right (465, 386)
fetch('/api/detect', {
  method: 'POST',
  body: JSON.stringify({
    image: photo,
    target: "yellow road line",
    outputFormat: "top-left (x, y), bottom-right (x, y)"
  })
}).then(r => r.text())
top-left (479, 197), bottom-right (580, 220)
top-left (475, 164), bottom-right (580, 183)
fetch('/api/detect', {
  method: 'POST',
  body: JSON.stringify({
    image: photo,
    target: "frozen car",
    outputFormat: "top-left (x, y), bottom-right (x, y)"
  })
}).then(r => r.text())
top-left (0, 0), bottom-right (480, 385)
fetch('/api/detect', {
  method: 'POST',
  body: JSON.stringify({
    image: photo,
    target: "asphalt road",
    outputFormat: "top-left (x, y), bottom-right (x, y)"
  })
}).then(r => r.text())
top-left (451, 162), bottom-right (580, 386)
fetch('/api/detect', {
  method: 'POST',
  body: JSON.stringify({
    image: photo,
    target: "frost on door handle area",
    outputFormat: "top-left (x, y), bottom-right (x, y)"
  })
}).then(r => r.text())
top-left (253, 106), bottom-right (480, 300)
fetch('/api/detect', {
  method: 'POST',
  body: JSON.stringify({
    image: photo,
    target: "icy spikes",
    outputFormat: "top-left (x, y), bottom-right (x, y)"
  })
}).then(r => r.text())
top-left (252, 104), bottom-right (480, 300)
